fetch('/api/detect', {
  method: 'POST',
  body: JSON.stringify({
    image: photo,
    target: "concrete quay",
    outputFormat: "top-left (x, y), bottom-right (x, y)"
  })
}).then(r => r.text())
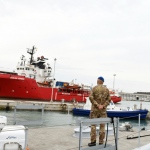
top-left (0, 99), bottom-right (83, 111)
top-left (27, 125), bottom-right (150, 150)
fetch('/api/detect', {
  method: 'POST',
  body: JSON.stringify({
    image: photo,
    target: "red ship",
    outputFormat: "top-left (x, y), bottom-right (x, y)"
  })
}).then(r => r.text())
top-left (0, 46), bottom-right (90, 102)
top-left (0, 46), bottom-right (121, 103)
top-left (109, 90), bottom-right (121, 103)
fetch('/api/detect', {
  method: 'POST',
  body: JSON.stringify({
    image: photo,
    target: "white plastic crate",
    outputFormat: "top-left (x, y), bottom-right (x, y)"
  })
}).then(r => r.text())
top-left (0, 125), bottom-right (27, 150)
top-left (0, 116), bottom-right (7, 129)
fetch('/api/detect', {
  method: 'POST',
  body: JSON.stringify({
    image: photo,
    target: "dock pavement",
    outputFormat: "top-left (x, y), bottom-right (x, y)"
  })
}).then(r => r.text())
top-left (27, 125), bottom-right (150, 150)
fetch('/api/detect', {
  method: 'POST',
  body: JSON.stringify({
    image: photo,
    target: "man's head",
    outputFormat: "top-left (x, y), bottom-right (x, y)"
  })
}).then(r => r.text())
top-left (97, 76), bottom-right (104, 84)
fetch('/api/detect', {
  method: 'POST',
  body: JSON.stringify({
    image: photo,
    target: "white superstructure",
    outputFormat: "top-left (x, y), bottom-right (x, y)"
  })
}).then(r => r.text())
top-left (16, 46), bottom-right (53, 83)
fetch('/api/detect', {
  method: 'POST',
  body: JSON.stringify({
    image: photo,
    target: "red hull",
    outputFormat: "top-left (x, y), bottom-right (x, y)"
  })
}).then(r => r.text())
top-left (0, 73), bottom-right (88, 102)
top-left (0, 73), bottom-right (121, 103)
top-left (110, 96), bottom-right (122, 103)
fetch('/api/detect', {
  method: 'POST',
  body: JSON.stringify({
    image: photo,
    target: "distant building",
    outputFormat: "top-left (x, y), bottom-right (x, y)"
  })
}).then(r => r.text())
top-left (135, 92), bottom-right (150, 95)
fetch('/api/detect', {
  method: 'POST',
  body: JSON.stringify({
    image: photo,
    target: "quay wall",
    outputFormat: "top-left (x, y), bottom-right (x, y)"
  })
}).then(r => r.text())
top-left (0, 99), bottom-right (84, 112)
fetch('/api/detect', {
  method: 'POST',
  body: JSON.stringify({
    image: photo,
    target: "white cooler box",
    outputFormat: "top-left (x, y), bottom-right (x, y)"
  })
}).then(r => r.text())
top-left (0, 125), bottom-right (28, 150)
top-left (0, 116), bottom-right (7, 128)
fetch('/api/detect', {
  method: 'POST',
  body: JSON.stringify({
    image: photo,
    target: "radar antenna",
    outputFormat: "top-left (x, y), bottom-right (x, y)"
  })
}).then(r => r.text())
top-left (27, 46), bottom-right (37, 64)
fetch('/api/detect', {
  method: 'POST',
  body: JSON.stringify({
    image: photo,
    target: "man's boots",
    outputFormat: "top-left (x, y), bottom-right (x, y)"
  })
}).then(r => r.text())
top-left (88, 141), bottom-right (96, 147)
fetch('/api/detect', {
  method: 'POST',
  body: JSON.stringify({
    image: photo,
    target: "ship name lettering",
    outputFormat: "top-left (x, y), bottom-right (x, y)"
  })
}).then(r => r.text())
top-left (10, 77), bottom-right (25, 80)
top-left (62, 93), bottom-right (70, 95)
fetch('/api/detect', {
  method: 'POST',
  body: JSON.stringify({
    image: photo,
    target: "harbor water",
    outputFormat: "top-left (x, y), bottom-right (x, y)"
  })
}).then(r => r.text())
top-left (0, 100), bottom-right (150, 129)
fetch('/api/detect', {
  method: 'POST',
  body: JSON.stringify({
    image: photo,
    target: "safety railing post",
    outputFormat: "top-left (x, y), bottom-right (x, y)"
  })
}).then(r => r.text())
top-left (79, 121), bottom-right (83, 150)
top-left (13, 106), bottom-right (16, 125)
top-left (116, 118), bottom-right (119, 150)
top-left (42, 105), bottom-right (44, 121)
top-left (67, 105), bottom-right (70, 125)
top-left (138, 114), bottom-right (141, 148)
top-left (67, 105), bottom-right (70, 115)
top-left (24, 127), bottom-right (28, 150)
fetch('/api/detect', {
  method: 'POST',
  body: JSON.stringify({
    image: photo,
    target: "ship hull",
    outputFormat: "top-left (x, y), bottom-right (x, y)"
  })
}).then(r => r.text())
top-left (0, 73), bottom-right (121, 103)
top-left (72, 108), bottom-right (148, 119)
top-left (111, 95), bottom-right (122, 103)
top-left (0, 73), bottom-right (87, 102)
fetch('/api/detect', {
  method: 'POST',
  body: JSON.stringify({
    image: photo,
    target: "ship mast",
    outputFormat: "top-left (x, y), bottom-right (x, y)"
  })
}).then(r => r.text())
top-left (27, 46), bottom-right (36, 64)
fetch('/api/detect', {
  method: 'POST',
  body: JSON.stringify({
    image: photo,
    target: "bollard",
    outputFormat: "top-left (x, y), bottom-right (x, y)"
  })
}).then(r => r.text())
top-left (61, 99), bottom-right (64, 103)
top-left (134, 104), bottom-right (137, 110)
top-left (140, 103), bottom-right (142, 109)
top-left (5, 103), bottom-right (10, 111)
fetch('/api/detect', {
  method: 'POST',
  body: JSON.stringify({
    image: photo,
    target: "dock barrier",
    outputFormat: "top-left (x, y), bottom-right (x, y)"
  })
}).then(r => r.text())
top-left (77, 117), bottom-right (119, 150)
top-left (13, 104), bottom-right (44, 125)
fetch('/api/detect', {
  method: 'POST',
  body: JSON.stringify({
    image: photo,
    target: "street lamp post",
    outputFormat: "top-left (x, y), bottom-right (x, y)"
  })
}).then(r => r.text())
top-left (113, 74), bottom-right (116, 91)
top-left (50, 58), bottom-right (57, 102)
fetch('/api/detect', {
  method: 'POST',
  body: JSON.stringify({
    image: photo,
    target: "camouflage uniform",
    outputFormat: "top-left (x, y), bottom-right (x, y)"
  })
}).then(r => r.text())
top-left (89, 84), bottom-right (111, 144)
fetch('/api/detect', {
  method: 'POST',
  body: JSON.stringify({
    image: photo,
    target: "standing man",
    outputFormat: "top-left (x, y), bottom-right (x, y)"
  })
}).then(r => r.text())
top-left (88, 76), bottom-right (111, 147)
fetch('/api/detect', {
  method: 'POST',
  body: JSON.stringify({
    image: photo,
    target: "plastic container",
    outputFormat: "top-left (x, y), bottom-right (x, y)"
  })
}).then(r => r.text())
top-left (0, 116), bottom-right (7, 129)
top-left (0, 125), bottom-right (27, 150)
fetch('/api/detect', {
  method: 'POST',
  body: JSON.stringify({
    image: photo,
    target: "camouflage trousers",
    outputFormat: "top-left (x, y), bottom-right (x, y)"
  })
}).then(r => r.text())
top-left (90, 111), bottom-right (107, 144)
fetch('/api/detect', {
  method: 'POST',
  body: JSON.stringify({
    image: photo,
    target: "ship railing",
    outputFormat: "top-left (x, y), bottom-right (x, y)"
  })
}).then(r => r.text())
top-left (13, 104), bottom-right (44, 125)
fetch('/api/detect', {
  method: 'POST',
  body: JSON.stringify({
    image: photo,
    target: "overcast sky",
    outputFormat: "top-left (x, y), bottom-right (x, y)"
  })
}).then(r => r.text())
top-left (0, 0), bottom-right (150, 93)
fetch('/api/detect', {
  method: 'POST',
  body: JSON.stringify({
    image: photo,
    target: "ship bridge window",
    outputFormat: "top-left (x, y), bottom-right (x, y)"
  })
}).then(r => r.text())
top-left (20, 68), bottom-right (25, 70)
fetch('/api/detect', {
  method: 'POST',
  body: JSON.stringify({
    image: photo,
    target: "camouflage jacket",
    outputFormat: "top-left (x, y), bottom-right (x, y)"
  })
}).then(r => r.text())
top-left (89, 84), bottom-right (111, 112)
